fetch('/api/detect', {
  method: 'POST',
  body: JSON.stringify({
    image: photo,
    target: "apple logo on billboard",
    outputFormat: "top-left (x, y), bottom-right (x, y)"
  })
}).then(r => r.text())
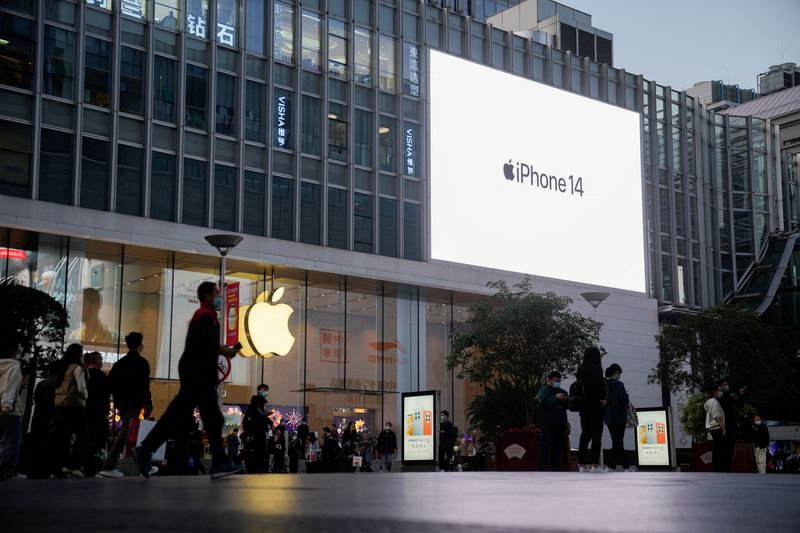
top-left (503, 159), bottom-right (515, 181)
top-left (238, 287), bottom-right (295, 358)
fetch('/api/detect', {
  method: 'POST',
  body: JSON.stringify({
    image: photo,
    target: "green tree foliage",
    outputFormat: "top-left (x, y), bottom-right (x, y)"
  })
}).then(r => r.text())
top-left (448, 280), bottom-right (601, 429)
top-left (650, 304), bottom-right (800, 413)
top-left (466, 379), bottom-right (528, 437)
top-left (679, 393), bottom-right (709, 442)
top-left (0, 284), bottom-right (69, 427)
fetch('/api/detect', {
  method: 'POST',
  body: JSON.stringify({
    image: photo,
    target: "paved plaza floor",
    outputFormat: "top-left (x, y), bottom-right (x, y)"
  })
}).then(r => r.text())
top-left (1, 471), bottom-right (798, 532)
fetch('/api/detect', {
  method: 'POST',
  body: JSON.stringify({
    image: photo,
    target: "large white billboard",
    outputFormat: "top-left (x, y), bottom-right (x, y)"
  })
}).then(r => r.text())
top-left (429, 50), bottom-right (646, 293)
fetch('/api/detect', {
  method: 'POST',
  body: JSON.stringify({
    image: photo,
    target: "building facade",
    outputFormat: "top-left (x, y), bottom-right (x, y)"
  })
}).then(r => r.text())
top-left (0, 0), bottom-right (794, 446)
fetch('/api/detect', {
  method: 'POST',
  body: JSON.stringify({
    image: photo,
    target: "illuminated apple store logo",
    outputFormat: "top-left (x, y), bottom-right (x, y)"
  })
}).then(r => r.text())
top-left (238, 287), bottom-right (296, 358)
top-left (503, 159), bottom-right (585, 198)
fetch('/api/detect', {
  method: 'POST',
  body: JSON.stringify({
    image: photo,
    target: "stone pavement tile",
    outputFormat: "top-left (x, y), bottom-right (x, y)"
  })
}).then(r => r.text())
top-left (1, 472), bottom-right (798, 533)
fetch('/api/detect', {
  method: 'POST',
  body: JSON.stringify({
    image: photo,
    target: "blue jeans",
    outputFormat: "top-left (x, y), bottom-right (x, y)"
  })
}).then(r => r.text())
top-left (382, 452), bottom-right (394, 472)
top-left (0, 414), bottom-right (22, 478)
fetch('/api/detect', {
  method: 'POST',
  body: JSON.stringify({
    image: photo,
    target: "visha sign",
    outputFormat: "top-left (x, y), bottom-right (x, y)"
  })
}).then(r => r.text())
top-left (238, 287), bottom-right (295, 357)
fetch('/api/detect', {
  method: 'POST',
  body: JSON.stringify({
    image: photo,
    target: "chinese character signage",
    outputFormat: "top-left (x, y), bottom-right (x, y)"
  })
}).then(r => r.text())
top-left (121, 0), bottom-right (145, 19)
top-left (635, 408), bottom-right (672, 467)
top-left (274, 92), bottom-right (291, 148)
top-left (225, 282), bottom-right (239, 346)
top-left (320, 329), bottom-right (347, 363)
top-left (402, 391), bottom-right (437, 464)
top-left (404, 124), bottom-right (417, 177)
top-left (404, 43), bottom-right (420, 97)
top-left (185, 1), bottom-right (237, 46)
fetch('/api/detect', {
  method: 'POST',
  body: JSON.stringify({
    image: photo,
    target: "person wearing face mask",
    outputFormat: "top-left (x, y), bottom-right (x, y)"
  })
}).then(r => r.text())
top-left (536, 371), bottom-right (569, 471)
top-left (377, 421), bottom-right (398, 472)
top-left (438, 410), bottom-right (457, 472)
top-left (135, 281), bottom-right (243, 479)
top-left (751, 415), bottom-right (770, 474)
top-left (704, 384), bottom-right (727, 473)
top-left (604, 364), bottom-right (635, 472)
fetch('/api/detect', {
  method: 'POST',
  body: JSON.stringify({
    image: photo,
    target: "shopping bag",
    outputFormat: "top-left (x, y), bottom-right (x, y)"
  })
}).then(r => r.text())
top-left (352, 456), bottom-right (363, 467)
top-left (136, 419), bottom-right (167, 462)
top-left (126, 418), bottom-right (141, 457)
top-left (626, 400), bottom-right (639, 429)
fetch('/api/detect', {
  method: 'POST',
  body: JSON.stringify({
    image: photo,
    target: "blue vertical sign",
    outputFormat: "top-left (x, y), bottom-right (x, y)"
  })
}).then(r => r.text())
top-left (274, 91), bottom-right (291, 148)
top-left (404, 124), bottom-right (417, 177)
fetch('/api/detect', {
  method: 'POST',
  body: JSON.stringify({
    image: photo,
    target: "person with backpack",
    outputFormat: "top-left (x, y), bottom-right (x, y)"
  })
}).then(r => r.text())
top-left (53, 343), bottom-right (89, 478)
top-left (537, 370), bottom-right (569, 471)
top-left (99, 332), bottom-right (152, 478)
top-left (575, 346), bottom-right (607, 472)
top-left (604, 363), bottom-right (635, 472)
top-left (0, 338), bottom-right (25, 480)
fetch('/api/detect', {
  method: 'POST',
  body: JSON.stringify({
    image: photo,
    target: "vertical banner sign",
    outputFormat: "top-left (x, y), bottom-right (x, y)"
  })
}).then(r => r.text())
top-left (275, 92), bottom-right (290, 147)
top-left (635, 408), bottom-right (672, 467)
top-left (402, 391), bottom-right (437, 465)
top-left (404, 43), bottom-right (420, 97)
top-left (404, 124), bottom-right (416, 177)
top-left (225, 282), bottom-right (240, 345)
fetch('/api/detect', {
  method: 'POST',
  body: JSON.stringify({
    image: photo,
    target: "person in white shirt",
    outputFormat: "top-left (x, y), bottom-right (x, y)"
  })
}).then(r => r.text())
top-left (704, 384), bottom-right (726, 473)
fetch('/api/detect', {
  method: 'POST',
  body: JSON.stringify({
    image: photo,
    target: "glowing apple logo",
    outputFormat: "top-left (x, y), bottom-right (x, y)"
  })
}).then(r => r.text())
top-left (503, 159), bottom-right (515, 181)
top-left (238, 287), bottom-right (295, 357)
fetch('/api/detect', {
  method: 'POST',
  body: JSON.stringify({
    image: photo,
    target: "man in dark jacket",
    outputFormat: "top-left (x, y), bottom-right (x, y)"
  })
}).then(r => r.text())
top-left (136, 282), bottom-right (243, 479)
top-left (99, 332), bottom-right (152, 478)
top-left (604, 364), bottom-right (633, 472)
top-left (296, 417), bottom-right (310, 449)
top-left (717, 378), bottom-right (746, 472)
top-left (438, 410), bottom-right (457, 472)
top-left (577, 346), bottom-right (607, 472)
top-left (752, 415), bottom-right (770, 474)
top-left (377, 421), bottom-right (398, 472)
top-left (28, 362), bottom-right (59, 479)
top-left (537, 371), bottom-right (569, 471)
top-left (242, 395), bottom-right (269, 474)
top-left (82, 351), bottom-right (110, 476)
top-left (321, 426), bottom-right (341, 470)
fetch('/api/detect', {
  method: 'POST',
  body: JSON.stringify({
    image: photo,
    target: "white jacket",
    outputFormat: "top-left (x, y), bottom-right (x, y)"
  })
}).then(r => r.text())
top-left (704, 397), bottom-right (725, 431)
top-left (0, 359), bottom-right (23, 416)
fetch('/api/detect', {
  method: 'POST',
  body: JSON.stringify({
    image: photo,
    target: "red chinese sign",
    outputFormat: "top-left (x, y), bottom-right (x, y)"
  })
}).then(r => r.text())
top-left (225, 282), bottom-right (239, 345)
top-left (0, 248), bottom-right (27, 260)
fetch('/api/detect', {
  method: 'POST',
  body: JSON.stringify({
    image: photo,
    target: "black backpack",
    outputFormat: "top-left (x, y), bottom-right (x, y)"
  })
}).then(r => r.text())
top-left (568, 380), bottom-right (585, 412)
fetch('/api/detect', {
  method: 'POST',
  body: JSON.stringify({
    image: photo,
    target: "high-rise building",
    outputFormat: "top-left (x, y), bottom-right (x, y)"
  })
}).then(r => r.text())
top-left (758, 62), bottom-right (800, 96)
top-left (0, 0), bottom-right (794, 446)
top-left (685, 80), bottom-right (757, 113)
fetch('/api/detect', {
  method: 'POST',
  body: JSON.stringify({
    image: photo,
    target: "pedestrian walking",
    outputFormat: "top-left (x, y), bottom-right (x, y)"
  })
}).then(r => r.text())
top-left (752, 415), bottom-right (770, 474)
top-left (321, 426), bottom-right (341, 471)
top-left (0, 339), bottom-right (25, 480)
top-left (226, 427), bottom-right (241, 461)
top-left (296, 417), bottom-right (310, 449)
top-left (241, 394), bottom-right (269, 474)
top-left (536, 370), bottom-right (569, 471)
top-left (269, 426), bottom-right (286, 473)
top-left (377, 422), bottom-right (398, 472)
top-left (53, 344), bottom-right (89, 478)
top-left (288, 433), bottom-right (303, 473)
top-left (82, 351), bottom-right (110, 477)
top-left (134, 282), bottom-right (243, 479)
top-left (28, 361), bottom-right (59, 479)
top-left (704, 383), bottom-right (727, 473)
top-left (99, 332), bottom-right (152, 478)
top-left (438, 410), bottom-right (457, 471)
top-left (716, 378), bottom-right (746, 472)
top-left (604, 364), bottom-right (635, 472)
top-left (576, 346), bottom-right (607, 472)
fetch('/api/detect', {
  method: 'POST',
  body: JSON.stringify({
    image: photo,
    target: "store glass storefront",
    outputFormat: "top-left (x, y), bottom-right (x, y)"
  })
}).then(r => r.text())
top-left (0, 227), bottom-right (480, 435)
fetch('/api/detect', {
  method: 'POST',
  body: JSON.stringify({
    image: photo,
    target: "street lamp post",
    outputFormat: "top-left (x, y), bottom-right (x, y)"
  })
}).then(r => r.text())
top-left (205, 234), bottom-right (243, 408)
top-left (580, 291), bottom-right (609, 468)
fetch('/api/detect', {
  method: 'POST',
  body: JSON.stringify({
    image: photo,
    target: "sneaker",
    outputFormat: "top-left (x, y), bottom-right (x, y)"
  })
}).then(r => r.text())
top-left (98, 469), bottom-right (124, 478)
top-left (590, 466), bottom-right (602, 473)
top-left (134, 446), bottom-right (153, 478)
top-left (209, 462), bottom-right (244, 479)
top-left (148, 466), bottom-right (160, 477)
top-left (579, 466), bottom-right (590, 473)
top-left (625, 466), bottom-right (639, 472)
top-left (61, 467), bottom-right (84, 479)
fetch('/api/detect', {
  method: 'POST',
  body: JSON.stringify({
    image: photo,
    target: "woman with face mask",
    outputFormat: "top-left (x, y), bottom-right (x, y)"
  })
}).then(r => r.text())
top-left (704, 384), bottom-right (727, 473)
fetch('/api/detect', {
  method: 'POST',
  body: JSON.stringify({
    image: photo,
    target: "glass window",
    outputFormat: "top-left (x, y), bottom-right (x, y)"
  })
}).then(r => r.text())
top-left (379, 116), bottom-right (395, 173)
top-left (273, 1), bottom-right (294, 63)
top-left (328, 187), bottom-right (347, 249)
top-left (403, 201), bottom-right (420, 260)
top-left (46, 0), bottom-right (78, 26)
top-left (379, 4), bottom-right (395, 34)
top-left (301, 10), bottom-right (322, 72)
top-left (120, 0), bottom-right (147, 20)
top-left (185, 64), bottom-right (208, 129)
top-left (155, 0), bottom-right (179, 29)
top-left (39, 129), bottom-right (74, 205)
top-left (153, 56), bottom-right (177, 122)
top-left (116, 144), bottom-right (143, 216)
top-left (301, 95), bottom-right (321, 156)
top-left (355, 27), bottom-right (372, 85)
top-left (328, 102), bottom-right (348, 162)
top-left (273, 88), bottom-right (292, 149)
top-left (216, 73), bottom-right (236, 136)
top-left (380, 197), bottom-right (397, 256)
top-left (0, 15), bottom-right (35, 90)
top-left (271, 176), bottom-right (294, 240)
top-left (354, 192), bottom-right (373, 252)
top-left (329, 18), bottom-right (348, 79)
top-left (84, 37), bottom-right (111, 108)
top-left (186, 0), bottom-right (210, 38)
top-left (403, 12), bottom-right (418, 42)
top-left (354, 109), bottom-right (373, 167)
top-left (243, 170), bottom-right (265, 235)
top-left (80, 137), bottom-right (109, 210)
top-left (214, 164), bottom-right (237, 230)
top-left (150, 151), bottom-right (176, 221)
top-left (86, 0), bottom-right (112, 11)
top-left (182, 157), bottom-right (207, 226)
top-left (300, 181), bottom-right (321, 244)
top-left (119, 47), bottom-right (145, 115)
top-left (355, 0), bottom-right (372, 25)
top-left (245, 80), bottom-right (264, 143)
top-left (44, 26), bottom-right (77, 100)
top-left (0, 121), bottom-right (32, 198)
top-left (216, 0), bottom-right (237, 47)
top-left (379, 35), bottom-right (396, 91)
top-left (245, 0), bottom-right (265, 54)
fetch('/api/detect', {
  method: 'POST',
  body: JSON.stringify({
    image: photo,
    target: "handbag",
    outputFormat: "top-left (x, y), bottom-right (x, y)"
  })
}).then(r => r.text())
top-left (626, 400), bottom-right (639, 429)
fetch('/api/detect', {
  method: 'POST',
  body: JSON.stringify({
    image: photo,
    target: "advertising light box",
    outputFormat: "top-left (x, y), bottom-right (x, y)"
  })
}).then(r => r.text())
top-left (402, 391), bottom-right (437, 464)
top-left (429, 50), bottom-right (646, 292)
top-left (635, 408), bottom-right (672, 467)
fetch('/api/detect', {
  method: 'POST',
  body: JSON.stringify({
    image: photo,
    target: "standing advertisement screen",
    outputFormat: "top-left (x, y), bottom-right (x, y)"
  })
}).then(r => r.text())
top-left (402, 391), bottom-right (437, 464)
top-left (429, 50), bottom-right (646, 292)
top-left (635, 408), bottom-right (672, 467)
